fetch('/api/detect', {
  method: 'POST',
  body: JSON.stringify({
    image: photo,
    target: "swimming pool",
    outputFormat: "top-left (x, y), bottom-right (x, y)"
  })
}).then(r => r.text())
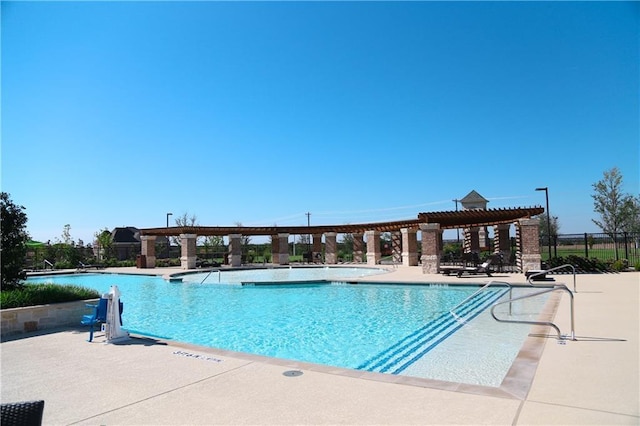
top-left (27, 269), bottom-right (547, 387)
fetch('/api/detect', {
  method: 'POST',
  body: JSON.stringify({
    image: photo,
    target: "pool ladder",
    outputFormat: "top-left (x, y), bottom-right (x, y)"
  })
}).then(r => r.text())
top-left (200, 270), bottom-right (222, 284)
top-left (450, 278), bottom-right (577, 342)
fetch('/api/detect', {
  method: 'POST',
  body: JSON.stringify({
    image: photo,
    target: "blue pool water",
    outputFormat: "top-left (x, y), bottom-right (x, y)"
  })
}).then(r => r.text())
top-left (183, 266), bottom-right (388, 284)
top-left (27, 269), bottom-right (546, 386)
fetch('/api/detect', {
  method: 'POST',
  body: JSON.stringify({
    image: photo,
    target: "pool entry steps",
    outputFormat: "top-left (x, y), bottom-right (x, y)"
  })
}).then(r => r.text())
top-left (359, 288), bottom-right (509, 374)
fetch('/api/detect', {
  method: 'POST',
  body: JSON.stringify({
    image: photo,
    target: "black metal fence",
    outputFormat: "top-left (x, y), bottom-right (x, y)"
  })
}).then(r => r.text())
top-left (540, 232), bottom-right (639, 266)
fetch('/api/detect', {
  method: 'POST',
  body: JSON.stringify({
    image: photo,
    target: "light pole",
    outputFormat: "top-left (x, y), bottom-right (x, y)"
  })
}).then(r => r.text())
top-left (535, 187), bottom-right (552, 261)
top-left (166, 212), bottom-right (173, 258)
top-left (452, 199), bottom-right (461, 244)
top-left (306, 212), bottom-right (311, 257)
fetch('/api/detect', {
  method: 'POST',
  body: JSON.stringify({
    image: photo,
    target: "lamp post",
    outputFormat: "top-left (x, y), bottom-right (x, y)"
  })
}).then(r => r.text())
top-left (306, 212), bottom-right (311, 256)
top-left (452, 199), bottom-right (460, 244)
top-left (535, 187), bottom-right (552, 261)
top-left (166, 212), bottom-right (173, 258)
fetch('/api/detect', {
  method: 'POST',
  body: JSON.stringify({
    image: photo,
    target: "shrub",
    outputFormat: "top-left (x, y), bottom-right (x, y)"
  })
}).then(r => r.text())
top-left (155, 258), bottom-right (181, 267)
top-left (610, 259), bottom-right (628, 272)
top-left (54, 260), bottom-right (74, 270)
top-left (1, 283), bottom-right (100, 309)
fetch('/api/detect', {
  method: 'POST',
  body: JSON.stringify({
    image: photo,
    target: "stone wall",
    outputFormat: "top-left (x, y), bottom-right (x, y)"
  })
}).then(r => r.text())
top-left (1, 299), bottom-right (97, 336)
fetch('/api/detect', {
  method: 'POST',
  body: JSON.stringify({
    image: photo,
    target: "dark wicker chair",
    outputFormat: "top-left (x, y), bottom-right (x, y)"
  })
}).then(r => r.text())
top-left (0, 400), bottom-right (45, 426)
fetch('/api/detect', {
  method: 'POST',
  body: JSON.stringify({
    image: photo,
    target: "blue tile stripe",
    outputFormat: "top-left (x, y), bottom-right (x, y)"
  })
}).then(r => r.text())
top-left (358, 288), bottom-right (509, 374)
top-left (357, 290), bottom-right (496, 372)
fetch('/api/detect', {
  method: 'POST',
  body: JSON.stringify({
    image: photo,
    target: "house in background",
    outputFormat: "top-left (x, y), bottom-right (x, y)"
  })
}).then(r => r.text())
top-left (111, 227), bottom-right (141, 260)
top-left (460, 190), bottom-right (491, 250)
top-left (94, 227), bottom-right (169, 261)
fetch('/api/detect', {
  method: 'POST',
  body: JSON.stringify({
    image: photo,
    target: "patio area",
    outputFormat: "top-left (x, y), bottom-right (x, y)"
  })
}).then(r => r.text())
top-left (1, 267), bottom-right (638, 425)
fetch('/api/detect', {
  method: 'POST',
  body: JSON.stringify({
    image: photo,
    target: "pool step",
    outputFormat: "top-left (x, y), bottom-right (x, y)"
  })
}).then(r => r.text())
top-left (358, 288), bottom-right (508, 374)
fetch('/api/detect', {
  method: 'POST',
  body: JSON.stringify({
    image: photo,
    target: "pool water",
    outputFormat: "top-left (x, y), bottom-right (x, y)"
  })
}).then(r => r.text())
top-left (27, 270), bottom-right (547, 387)
top-left (183, 266), bottom-right (388, 284)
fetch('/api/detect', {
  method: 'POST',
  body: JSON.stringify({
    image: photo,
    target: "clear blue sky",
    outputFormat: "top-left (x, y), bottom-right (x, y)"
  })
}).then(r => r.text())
top-left (2, 1), bottom-right (638, 245)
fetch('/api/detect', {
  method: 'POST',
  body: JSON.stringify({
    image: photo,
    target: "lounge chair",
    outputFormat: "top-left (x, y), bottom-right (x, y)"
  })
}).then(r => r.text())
top-left (81, 298), bottom-right (108, 342)
top-left (525, 270), bottom-right (555, 281)
top-left (77, 262), bottom-right (105, 270)
top-left (457, 258), bottom-right (493, 277)
top-left (440, 266), bottom-right (464, 276)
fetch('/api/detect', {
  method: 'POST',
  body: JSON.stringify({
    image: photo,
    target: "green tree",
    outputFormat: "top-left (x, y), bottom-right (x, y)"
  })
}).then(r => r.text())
top-left (621, 195), bottom-right (640, 234)
top-left (51, 223), bottom-right (82, 268)
top-left (536, 214), bottom-right (560, 240)
top-left (339, 233), bottom-right (356, 262)
top-left (201, 235), bottom-right (224, 259)
top-left (592, 167), bottom-right (634, 236)
top-left (94, 228), bottom-right (113, 261)
top-left (172, 212), bottom-right (198, 246)
top-left (1, 192), bottom-right (29, 289)
top-left (340, 233), bottom-right (354, 252)
top-left (175, 212), bottom-right (198, 227)
top-left (60, 224), bottom-right (73, 245)
top-left (592, 167), bottom-right (636, 260)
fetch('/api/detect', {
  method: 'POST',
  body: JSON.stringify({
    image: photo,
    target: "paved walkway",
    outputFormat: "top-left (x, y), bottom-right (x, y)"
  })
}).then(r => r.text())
top-left (1, 267), bottom-right (638, 425)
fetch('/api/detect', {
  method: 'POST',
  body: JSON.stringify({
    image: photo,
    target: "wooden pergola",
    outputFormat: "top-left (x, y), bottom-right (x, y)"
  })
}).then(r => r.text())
top-left (138, 206), bottom-right (544, 273)
top-left (139, 206), bottom-right (544, 237)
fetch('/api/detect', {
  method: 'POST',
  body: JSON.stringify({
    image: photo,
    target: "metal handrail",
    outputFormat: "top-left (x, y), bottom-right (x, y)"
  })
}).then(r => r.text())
top-left (450, 280), bottom-right (513, 323)
top-left (528, 264), bottom-right (577, 292)
top-left (200, 269), bottom-right (222, 284)
top-left (43, 259), bottom-right (54, 269)
top-left (491, 283), bottom-right (576, 341)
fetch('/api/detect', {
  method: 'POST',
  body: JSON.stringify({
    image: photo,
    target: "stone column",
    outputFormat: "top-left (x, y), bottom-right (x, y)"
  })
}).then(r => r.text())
top-left (465, 227), bottom-right (480, 253)
top-left (180, 234), bottom-right (197, 269)
top-left (140, 235), bottom-right (156, 268)
top-left (312, 233), bottom-right (323, 263)
top-left (324, 232), bottom-right (337, 264)
top-left (391, 231), bottom-right (402, 264)
top-left (479, 226), bottom-right (490, 249)
top-left (494, 224), bottom-right (511, 271)
top-left (517, 218), bottom-right (541, 273)
top-left (228, 234), bottom-right (242, 267)
top-left (271, 234), bottom-right (279, 265)
top-left (401, 228), bottom-right (418, 266)
top-left (420, 223), bottom-right (441, 274)
top-left (277, 233), bottom-right (289, 265)
top-left (365, 230), bottom-right (381, 265)
top-left (352, 233), bottom-right (364, 263)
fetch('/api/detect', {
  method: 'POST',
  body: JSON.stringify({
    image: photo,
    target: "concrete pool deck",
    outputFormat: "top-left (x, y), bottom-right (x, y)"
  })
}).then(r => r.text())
top-left (1, 266), bottom-right (638, 425)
